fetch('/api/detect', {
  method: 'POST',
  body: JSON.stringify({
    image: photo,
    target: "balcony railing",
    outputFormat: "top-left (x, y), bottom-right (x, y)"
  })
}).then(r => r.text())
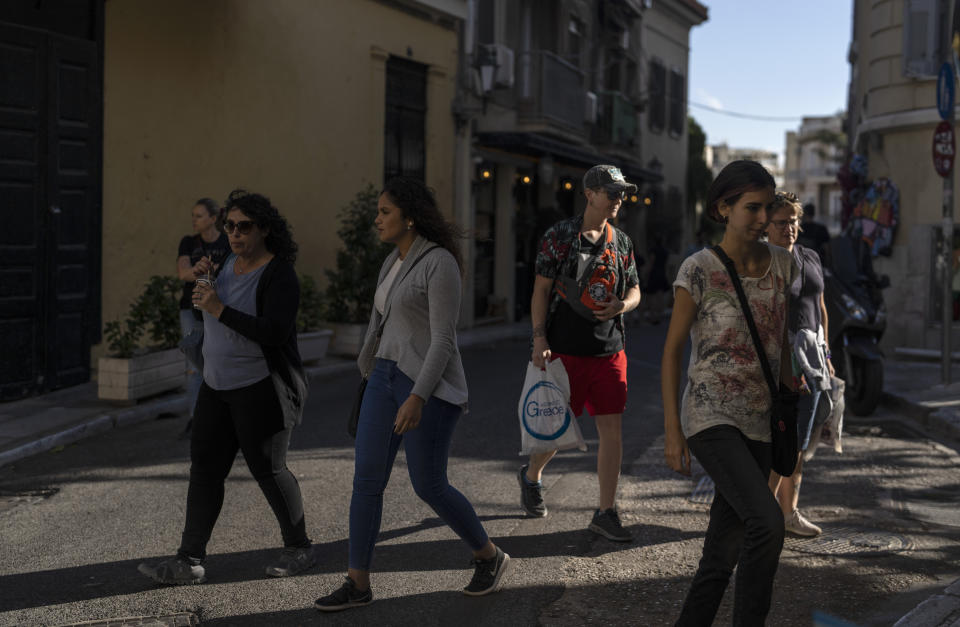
top-left (517, 50), bottom-right (586, 132)
top-left (594, 90), bottom-right (638, 149)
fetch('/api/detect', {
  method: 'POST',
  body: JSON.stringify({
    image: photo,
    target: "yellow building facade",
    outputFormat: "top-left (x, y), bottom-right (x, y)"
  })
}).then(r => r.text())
top-left (847, 0), bottom-right (959, 351)
top-left (100, 0), bottom-right (464, 355)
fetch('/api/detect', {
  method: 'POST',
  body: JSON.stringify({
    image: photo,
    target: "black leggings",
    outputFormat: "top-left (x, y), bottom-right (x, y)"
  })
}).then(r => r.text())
top-left (677, 425), bottom-right (784, 627)
top-left (178, 377), bottom-right (309, 560)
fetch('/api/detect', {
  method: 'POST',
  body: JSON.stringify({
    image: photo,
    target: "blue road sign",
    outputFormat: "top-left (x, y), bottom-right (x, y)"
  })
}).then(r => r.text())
top-left (938, 61), bottom-right (955, 120)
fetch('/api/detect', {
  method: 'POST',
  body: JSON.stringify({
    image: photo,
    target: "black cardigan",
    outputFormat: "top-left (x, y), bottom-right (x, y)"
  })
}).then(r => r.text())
top-left (217, 256), bottom-right (308, 429)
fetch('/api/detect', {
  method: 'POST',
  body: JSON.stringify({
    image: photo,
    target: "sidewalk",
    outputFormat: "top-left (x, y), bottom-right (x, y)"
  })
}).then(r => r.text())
top-left (0, 321), bottom-right (529, 471)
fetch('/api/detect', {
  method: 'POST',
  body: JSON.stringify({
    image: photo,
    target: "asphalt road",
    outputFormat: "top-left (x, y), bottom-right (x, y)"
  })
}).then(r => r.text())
top-left (2, 323), bottom-right (959, 626)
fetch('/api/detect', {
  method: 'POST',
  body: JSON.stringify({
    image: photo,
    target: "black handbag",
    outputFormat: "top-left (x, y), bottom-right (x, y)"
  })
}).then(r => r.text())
top-left (712, 245), bottom-right (799, 477)
top-left (348, 245), bottom-right (440, 437)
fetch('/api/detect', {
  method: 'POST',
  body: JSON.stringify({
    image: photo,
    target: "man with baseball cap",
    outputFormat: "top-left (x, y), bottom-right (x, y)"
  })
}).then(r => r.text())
top-left (517, 164), bottom-right (642, 542)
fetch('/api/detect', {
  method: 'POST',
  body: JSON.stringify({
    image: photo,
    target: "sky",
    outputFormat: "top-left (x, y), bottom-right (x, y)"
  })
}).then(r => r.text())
top-left (688, 0), bottom-right (853, 165)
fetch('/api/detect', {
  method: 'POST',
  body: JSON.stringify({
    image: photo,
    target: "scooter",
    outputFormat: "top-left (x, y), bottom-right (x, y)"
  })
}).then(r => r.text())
top-left (823, 234), bottom-right (889, 416)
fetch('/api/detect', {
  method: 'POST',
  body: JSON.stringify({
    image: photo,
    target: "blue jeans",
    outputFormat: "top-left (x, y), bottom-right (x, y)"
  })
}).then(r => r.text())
top-left (179, 309), bottom-right (203, 418)
top-left (349, 359), bottom-right (488, 571)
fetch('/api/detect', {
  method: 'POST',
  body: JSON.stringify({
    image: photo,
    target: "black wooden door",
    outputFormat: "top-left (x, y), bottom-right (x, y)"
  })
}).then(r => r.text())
top-left (0, 22), bottom-right (101, 400)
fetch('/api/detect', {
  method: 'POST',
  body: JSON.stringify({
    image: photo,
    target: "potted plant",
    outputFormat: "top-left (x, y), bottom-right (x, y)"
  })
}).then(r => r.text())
top-left (98, 276), bottom-right (185, 401)
top-left (297, 273), bottom-right (332, 363)
top-left (323, 184), bottom-right (391, 356)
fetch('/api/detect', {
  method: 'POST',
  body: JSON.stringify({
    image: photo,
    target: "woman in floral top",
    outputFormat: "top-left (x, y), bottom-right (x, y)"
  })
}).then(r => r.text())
top-left (661, 160), bottom-right (798, 626)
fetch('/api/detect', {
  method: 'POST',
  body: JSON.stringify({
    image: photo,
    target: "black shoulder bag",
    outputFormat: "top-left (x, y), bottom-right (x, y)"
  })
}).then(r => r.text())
top-left (712, 245), bottom-right (799, 476)
top-left (348, 245), bottom-right (440, 437)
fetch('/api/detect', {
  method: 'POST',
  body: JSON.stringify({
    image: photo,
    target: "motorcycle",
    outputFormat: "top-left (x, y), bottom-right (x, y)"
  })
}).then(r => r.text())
top-left (823, 234), bottom-right (889, 416)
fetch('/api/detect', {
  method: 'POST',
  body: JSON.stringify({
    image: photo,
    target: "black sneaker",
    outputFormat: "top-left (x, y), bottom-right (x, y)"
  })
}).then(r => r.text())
top-left (265, 545), bottom-right (316, 577)
top-left (517, 465), bottom-right (547, 517)
top-left (137, 555), bottom-right (206, 585)
top-left (463, 546), bottom-right (512, 596)
top-left (588, 508), bottom-right (632, 542)
top-left (315, 577), bottom-right (373, 612)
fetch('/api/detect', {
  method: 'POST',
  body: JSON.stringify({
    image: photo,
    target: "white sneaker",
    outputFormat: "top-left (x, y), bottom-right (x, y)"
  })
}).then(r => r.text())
top-left (785, 509), bottom-right (822, 536)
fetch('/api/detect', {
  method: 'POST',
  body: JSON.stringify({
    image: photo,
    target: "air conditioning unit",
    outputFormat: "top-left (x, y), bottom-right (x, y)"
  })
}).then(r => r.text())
top-left (585, 91), bottom-right (598, 124)
top-left (478, 43), bottom-right (515, 88)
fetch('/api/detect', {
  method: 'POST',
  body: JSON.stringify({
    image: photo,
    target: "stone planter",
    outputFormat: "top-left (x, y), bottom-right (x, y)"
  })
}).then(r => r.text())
top-left (298, 329), bottom-right (333, 363)
top-left (324, 322), bottom-right (367, 357)
top-left (98, 347), bottom-right (185, 402)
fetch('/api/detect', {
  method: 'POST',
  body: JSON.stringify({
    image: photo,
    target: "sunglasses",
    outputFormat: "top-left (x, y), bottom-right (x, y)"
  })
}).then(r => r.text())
top-left (770, 218), bottom-right (800, 230)
top-left (604, 189), bottom-right (626, 201)
top-left (224, 219), bottom-right (256, 235)
top-left (775, 191), bottom-right (800, 203)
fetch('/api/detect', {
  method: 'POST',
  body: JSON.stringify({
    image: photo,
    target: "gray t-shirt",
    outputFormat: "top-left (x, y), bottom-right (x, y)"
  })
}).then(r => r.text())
top-left (202, 256), bottom-right (270, 391)
top-left (673, 245), bottom-right (799, 442)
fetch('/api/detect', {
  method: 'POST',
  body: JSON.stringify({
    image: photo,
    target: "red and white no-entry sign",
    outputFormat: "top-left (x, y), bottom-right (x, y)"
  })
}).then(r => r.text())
top-left (934, 120), bottom-right (955, 177)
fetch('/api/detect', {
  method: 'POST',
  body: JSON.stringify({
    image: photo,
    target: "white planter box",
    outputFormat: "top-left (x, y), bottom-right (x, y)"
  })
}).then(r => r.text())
top-left (298, 329), bottom-right (333, 363)
top-left (98, 347), bottom-right (185, 401)
top-left (325, 322), bottom-right (367, 358)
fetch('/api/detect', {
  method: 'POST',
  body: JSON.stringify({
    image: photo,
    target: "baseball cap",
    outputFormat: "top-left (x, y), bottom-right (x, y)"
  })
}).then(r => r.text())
top-left (583, 165), bottom-right (638, 194)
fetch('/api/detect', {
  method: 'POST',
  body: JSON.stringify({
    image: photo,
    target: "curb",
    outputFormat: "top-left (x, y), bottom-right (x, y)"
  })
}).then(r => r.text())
top-left (0, 327), bottom-right (531, 469)
top-left (883, 391), bottom-right (960, 442)
top-left (893, 578), bottom-right (960, 626)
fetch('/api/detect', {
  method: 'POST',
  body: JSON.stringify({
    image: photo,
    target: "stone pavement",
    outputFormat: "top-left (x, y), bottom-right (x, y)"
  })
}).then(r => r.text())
top-left (1, 322), bottom-right (958, 626)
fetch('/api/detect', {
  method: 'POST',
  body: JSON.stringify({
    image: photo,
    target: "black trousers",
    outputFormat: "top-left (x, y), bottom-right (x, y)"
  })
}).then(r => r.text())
top-left (677, 426), bottom-right (785, 627)
top-left (178, 377), bottom-right (309, 560)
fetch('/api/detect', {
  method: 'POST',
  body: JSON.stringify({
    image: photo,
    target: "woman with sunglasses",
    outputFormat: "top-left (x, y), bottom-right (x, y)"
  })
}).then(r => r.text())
top-left (314, 176), bottom-right (511, 612)
top-left (764, 192), bottom-right (834, 537)
top-left (662, 160), bottom-right (798, 625)
top-left (139, 189), bottom-right (313, 585)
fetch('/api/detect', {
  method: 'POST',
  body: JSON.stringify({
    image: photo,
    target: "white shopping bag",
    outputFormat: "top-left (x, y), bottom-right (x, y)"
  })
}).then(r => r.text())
top-left (518, 360), bottom-right (587, 455)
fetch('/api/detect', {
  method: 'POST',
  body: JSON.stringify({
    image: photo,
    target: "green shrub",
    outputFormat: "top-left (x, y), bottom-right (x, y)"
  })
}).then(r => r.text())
top-left (324, 184), bottom-right (391, 323)
top-left (104, 275), bottom-right (182, 358)
top-left (297, 274), bottom-right (326, 332)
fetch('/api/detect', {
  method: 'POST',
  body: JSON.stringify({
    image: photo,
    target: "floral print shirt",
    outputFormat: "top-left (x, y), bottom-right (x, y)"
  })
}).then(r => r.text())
top-left (673, 245), bottom-right (799, 441)
top-left (535, 214), bottom-right (640, 335)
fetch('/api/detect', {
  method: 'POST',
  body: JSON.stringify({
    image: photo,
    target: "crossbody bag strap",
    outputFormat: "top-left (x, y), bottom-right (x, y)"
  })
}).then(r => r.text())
top-left (376, 244), bottom-right (440, 338)
top-left (712, 245), bottom-right (779, 397)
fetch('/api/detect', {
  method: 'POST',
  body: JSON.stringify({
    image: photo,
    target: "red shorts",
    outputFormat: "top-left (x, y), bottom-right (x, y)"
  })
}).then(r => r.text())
top-left (552, 350), bottom-right (628, 417)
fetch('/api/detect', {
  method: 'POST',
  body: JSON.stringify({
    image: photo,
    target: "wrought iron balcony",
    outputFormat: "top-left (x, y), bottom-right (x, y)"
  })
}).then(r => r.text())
top-left (516, 50), bottom-right (586, 132)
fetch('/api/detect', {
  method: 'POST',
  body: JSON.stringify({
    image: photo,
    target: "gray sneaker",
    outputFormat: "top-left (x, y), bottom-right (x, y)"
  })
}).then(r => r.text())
top-left (138, 555), bottom-right (206, 585)
top-left (463, 546), bottom-right (512, 596)
top-left (517, 465), bottom-right (547, 517)
top-left (265, 545), bottom-right (316, 577)
top-left (315, 576), bottom-right (374, 612)
top-left (588, 508), bottom-right (632, 542)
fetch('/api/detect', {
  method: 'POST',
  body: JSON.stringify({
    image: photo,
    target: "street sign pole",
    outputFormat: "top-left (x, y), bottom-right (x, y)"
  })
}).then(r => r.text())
top-left (945, 3), bottom-right (960, 384)
top-left (935, 63), bottom-right (955, 383)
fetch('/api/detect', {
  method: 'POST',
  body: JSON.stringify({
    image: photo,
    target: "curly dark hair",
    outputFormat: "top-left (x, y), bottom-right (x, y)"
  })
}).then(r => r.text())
top-left (222, 189), bottom-right (298, 264)
top-left (381, 177), bottom-right (464, 273)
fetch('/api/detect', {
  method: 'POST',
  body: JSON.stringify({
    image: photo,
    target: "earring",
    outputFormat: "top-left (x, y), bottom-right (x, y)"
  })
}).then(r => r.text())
top-left (407, 223), bottom-right (413, 230)
top-left (722, 215), bottom-right (729, 224)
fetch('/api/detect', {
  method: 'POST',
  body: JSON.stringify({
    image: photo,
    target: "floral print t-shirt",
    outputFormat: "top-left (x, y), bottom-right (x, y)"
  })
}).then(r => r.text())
top-left (673, 245), bottom-right (799, 442)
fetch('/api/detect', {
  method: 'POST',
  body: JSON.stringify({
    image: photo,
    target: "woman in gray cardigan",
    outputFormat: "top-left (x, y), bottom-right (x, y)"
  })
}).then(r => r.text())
top-left (315, 177), bottom-right (512, 612)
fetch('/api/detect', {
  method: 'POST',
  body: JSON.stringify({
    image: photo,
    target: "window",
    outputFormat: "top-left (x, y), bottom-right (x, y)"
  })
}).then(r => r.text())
top-left (384, 57), bottom-right (427, 182)
top-left (668, 69), bottom-right (684, 137)
top-left (903, 0), bottom-right (949, 77)
top-left (478, 0), bottom-right (495, 45)
top-left (648, 59), bottom-right (666, 133)
top-left (568, 17), bottom-right (584, 67)
top-left (605, 48), bottom-right (623, 92)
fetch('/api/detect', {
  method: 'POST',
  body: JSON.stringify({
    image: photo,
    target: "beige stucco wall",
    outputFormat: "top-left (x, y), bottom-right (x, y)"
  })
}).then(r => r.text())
top-left (849, 0), bottom-right (960, 350)
top-left (640, 2), bottom-right (696, 256)
top-left (100, 0), bottom-right (459, 356)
